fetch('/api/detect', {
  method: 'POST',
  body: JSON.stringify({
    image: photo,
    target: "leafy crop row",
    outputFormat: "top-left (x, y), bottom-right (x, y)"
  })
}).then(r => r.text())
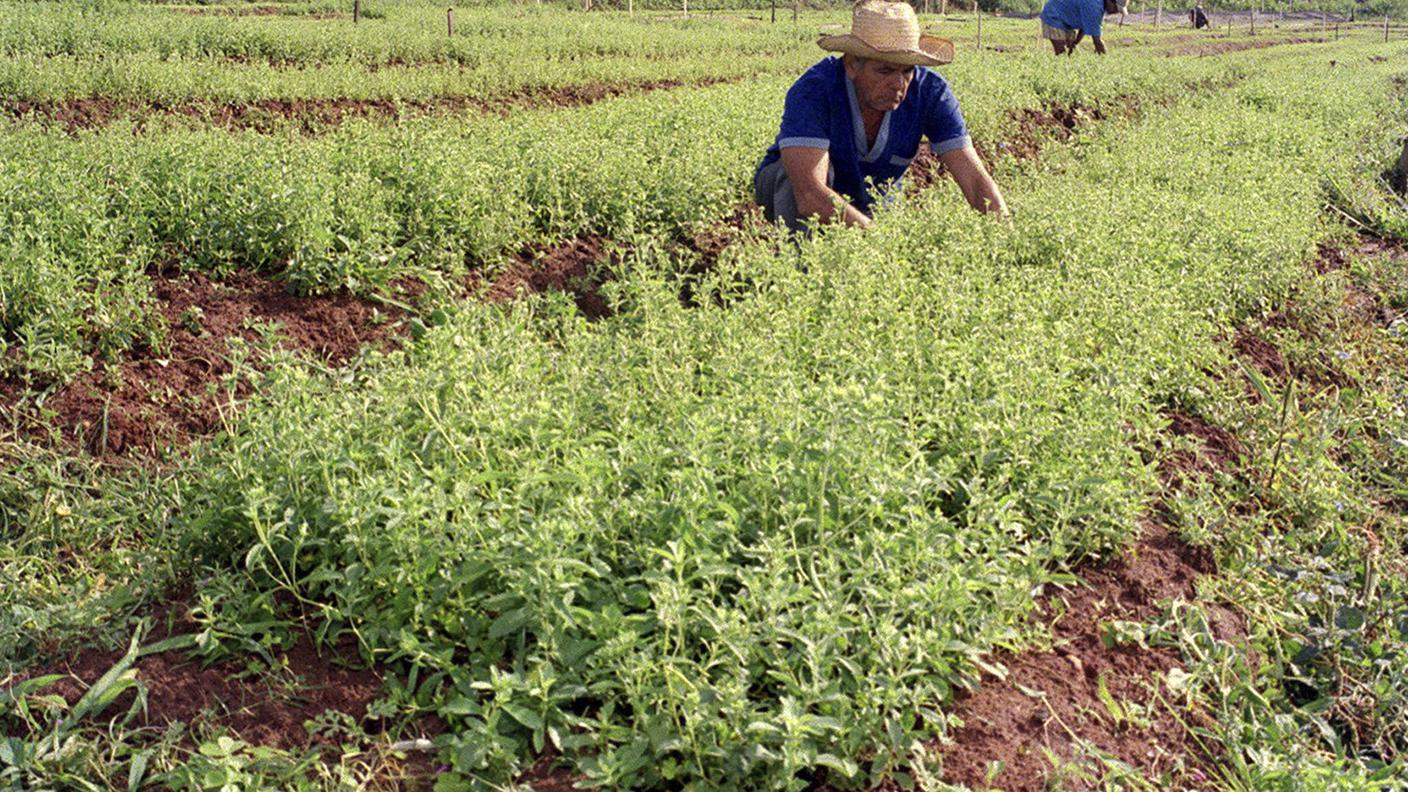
top-left (0, 2), bottom-right (821, 102)
top-left (0, 3), bottom-right (805, 65)
top-left (148, 46), bottom-right (1403, 789)
top-left (0, 7), bottom-right (1278, 105)
top-left (0, 42), bottom-right (1233, 382)
top-left (3, 25), bottom-right (1406, 789)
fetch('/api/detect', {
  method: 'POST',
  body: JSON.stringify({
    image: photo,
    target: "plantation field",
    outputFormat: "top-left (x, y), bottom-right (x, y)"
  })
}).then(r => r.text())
top-left (3, 2), bottom-right (1408, 789)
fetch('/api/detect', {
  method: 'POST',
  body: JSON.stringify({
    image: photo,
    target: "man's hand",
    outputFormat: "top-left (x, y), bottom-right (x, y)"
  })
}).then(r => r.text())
top-left (781, 147), bottom-right (872, 228)
top-left (938, 145), bottom-right (1009, 217)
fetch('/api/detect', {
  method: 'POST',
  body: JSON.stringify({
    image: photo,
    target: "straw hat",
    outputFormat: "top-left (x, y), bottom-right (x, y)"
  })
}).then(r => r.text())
top-left (818, 0), bottom-right (954, 67)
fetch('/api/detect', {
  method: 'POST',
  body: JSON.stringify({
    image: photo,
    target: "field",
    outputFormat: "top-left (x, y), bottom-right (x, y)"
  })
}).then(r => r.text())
top-left (2, 1), bottom-right (1408, 789)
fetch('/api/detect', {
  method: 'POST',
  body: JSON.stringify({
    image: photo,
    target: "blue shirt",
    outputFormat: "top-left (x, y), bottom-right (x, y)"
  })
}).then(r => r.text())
top-left (1040, 0), bottom-right (1106, 37)
top-left (756, 57), bottom-right (971, 214)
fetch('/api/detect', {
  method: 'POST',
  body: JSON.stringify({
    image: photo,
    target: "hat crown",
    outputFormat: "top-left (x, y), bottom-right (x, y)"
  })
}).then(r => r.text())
top-left (850, 0), bottom-right (922, 51)
top-left (815, 0), bottom-right (953, 66)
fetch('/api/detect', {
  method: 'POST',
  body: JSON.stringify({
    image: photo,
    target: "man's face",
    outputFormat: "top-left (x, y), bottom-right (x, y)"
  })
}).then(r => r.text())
top-left (844, 56), bottom-right (915, 115)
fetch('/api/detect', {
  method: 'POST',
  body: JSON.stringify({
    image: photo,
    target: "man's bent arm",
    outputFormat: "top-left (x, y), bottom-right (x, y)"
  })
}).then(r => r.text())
top-left (938, 145), bottom-right (1008, 217)
top-left (781, 147), bottom-right (872, 228)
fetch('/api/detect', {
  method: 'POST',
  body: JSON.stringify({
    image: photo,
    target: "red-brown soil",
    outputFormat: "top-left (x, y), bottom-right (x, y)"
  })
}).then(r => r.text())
top-left (1002, 103), bottom-right (1106, 160)
top-left (1312, 243), bottom-right (1349, 274)
top-left (481, 235), bottom-right (621, 320)
top-left (935, 407), bottom-right (1247, 790)
top-left (6, 587), bottom-right (446, 790)
top-left (518, 750), bottom-right (586, 792)
top-left (1230, 244), bottom-right (1383, 393)
top-left (1233, 327), bottom-right (1290, 382)
top-left (8, 589), bottom-right (403, 752)
top-left (1161, 407), bottom-right (1246, 479)
top-left (0, 234), bottom-right (637, 463)
top-left (33, 633), bottom-right (385, 750)
top-left (909, 101), bottom-right (1105, 190)
top-left (678, 203), bottom-right (762, 263)
top-left (674, 204), bottom-right (765, 309)
top-left (0, 266), bottom-right (408, 462)
top-left (1165, 36), bottom-right (1318, 56)
top-left (908, 142), bottom-right (950, 192)
top-left (1, 79), bottom-right (731, 135)
top-left (937, 526), bottom-right (1227, 790)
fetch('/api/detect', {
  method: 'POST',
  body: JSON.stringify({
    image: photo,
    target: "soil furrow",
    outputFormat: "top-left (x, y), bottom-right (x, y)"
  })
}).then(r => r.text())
top-left (0, 77), bottom-right (737, 134)
top-left (0, 267), bottom-right (413, 462)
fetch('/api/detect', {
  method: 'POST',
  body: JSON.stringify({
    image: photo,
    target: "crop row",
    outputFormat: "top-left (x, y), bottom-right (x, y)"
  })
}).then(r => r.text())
top-left (0, 7), bottom-right (1265, 104)
top-left (0, 49), bottom-right (805, 105)
top-left (0, 43), bottom-right (1243, 383)
top-left (0, 2), bottom-right (818, 75)
top-left (163, 46), bottom-right (1403, 789)
top-left (4, 37), bottom-right (1402, 789)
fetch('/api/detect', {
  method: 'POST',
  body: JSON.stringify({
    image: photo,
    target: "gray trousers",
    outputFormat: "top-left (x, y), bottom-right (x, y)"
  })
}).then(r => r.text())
top-left (753, 158), bottom-right (835, 234)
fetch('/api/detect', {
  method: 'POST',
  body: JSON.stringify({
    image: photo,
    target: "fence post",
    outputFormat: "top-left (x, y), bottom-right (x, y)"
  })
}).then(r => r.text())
top-left (1249, 6), bottom-right (1254, 34)
top-left (1394, 137), bottom-right (1408, 192)
top-left (976, 5), bottom-right (982, 50)
top-left (770, 0), bottom-right (775, 22)
top-left (1155, 0), bottom-right (1162, 28)
top-left (353, 0), bottom-right (360, 23)
top-left (792, 0), bottom-right (798, 23)
top-left (1387, 14), bottom-right (1392, 42)
top-left (447, 6), bottom-right (453, 35)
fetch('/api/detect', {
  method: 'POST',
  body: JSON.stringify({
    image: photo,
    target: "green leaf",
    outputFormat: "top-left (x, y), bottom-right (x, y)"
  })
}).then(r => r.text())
top-left (1236, 358), bottom-right (1274, 405)
top-left (1335, 606), bottom-right (1365, 631)
top-left (0, 738), bottom-right (24, 766)
top-left (503, 704), bottom-right (543, 731)
top-left (814, 753), bottom-right (859, 778)
top-left (127, 749), bottom-right (152, 792)
top-left (440, 696), bottom-right (481, 717)
top-left (488, 607), bottom-right (531, 640)
top-left (0, 674), bottom-right (64, 708)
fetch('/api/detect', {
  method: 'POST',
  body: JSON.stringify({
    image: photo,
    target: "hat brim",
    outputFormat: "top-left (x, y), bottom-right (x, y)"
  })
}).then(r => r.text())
top-left (817, 33), bottom-right (954, 66)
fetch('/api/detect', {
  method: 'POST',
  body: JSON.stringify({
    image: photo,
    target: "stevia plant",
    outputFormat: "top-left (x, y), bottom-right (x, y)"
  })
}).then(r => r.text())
top-left (153, 50), bottom-right (1404, 789)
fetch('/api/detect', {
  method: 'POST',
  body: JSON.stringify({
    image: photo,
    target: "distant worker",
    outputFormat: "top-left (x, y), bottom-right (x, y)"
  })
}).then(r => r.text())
top-left (753, 0), bottom-right (1007, 233)
top-left (1190, 3), bottom-right (1209, 28)
top-left (1040, 0), bottom-right (1127, 54)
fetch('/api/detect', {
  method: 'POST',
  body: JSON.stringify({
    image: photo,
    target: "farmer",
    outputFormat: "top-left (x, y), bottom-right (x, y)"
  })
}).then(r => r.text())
top-left (1190, 3), bottom-right (1209, 28)
top-left (1040, 0), bottom-right (1126, 54)
top-left (753, 0), bottom-right (1006, 232)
